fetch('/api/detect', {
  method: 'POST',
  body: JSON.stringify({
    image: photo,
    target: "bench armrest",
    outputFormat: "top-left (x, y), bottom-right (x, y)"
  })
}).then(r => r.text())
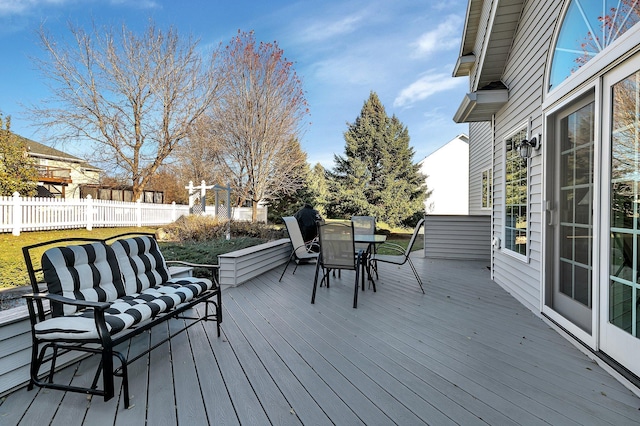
top-left (22, 293), bottom-right (112, 342)
top-left (23, 292), bottom-right (111, 310)
top-left (165, 260), bottom-right (220, 284)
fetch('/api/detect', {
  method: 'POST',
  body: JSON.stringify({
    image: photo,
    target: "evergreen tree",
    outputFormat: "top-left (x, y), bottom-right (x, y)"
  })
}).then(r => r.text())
top-left (308, 163), bottom-right (329, 218)
top-left (379, 115), bottom-right (429, 227)
top-left (268, 162), bottom-right (330, 222)
top-left (0, 115), bottom-right (38, 196)
top-left (329, 92), bottom-right (427, 227)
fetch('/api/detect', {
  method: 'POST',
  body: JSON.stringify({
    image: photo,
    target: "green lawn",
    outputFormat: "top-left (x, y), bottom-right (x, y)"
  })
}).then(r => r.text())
top-left (0, 228), bottom-right (157, 289)
top-left (0, 228), bottom-right (266, 290)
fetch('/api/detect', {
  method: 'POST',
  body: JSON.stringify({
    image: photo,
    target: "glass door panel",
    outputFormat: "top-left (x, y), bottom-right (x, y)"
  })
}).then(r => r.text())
top-left (608, 70), bottom-right (640, 339)
top-left (601, 54), bottom-right (640, 378)
top-left (553, 99), bottom-right (595, 334)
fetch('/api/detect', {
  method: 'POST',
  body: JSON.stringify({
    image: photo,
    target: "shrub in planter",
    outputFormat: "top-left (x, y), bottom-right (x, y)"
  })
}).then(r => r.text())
top-left (157, 215), bottom-right (285, 242)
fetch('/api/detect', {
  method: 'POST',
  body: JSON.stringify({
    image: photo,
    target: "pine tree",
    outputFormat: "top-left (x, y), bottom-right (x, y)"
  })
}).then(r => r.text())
top-left (307, 163), bottom-right (329, 217)
top-left (379, 115), bottom-right (428, 227)
top-left (0, 115), bottom-right (38, 196)
top-left (329, 92), bottom-right (426, 227)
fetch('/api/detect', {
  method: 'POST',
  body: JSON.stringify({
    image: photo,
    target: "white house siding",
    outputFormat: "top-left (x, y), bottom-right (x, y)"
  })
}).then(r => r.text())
top-left (486, 0), bottom-right (562, 312)
top-left (419, 135), bottom-right (469, 215)
top-left (424, 215), bottom-right (491, 261)
top-left (468, 122), bottom-right (492, 216)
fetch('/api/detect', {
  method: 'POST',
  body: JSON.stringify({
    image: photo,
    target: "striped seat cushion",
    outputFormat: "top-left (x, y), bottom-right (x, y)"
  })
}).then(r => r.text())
top-left (111, 236), bottom-right (171, 294)
top-left (34, 276), bottom-right (213, 340)
top-left (42, 242), bottom-right (125, 317)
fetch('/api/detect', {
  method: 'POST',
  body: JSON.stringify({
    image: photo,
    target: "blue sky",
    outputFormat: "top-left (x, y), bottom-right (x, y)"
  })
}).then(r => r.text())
top-left (0, 0), bottom-right (469, 169)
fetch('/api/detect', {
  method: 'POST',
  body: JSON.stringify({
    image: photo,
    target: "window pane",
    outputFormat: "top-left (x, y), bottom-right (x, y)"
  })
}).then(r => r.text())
top-left (550, 0), bottom-right (640, 90)
top-left (610, 280), bottom-right (633, 333)
top-left (505, 128), bottom-right (528, 254)
top-left (574, 265), bottom-right (591, 306)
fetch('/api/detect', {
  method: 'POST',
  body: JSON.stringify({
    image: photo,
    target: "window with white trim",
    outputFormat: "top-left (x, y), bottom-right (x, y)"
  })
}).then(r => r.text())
top-left (549, 0), bottom-right (640, 90)
top-left (504, 128), bottom-right (528, 256)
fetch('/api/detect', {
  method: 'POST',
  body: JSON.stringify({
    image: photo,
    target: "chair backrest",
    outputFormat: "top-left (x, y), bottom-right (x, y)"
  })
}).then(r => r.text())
top-left (110, 235), bottom-right (171, 295)
top-left (352, 216), bottom-right (375, 251)
top-left (404, 218), bottom-right (425, 257)
top-left (318, 222), bottom-right (357, 270)
top-left (283, 216), bottom-right (311, 258)
top-left (351, 216), bottom-right (375, 236)
top-left (41, 242), bottom-right (125, 316)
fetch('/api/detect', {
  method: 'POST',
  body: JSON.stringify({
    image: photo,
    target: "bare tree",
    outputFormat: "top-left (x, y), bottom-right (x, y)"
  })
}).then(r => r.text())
top-left (172, 115), bottom-right (225, 186)
top-left (30, 20), bottom-right (223, 201)
top-left (210, 30), bottom-right (310, 221)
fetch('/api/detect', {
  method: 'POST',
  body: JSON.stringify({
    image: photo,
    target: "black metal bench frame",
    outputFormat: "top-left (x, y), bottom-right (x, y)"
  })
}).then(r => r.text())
top-left (21, 232), bottom-right (222, 408)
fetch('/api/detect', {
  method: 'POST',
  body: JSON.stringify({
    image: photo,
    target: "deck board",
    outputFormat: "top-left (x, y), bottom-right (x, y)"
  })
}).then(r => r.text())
top-left (146, 322), bottom-right (178, 426)
top-left (224, 291), bottom-right (366, 425)
top-left (50, 355), bottom-right (94, 426)
top-left (2, 256), bottom-right (639, 425)
top-left (248, 274), bottom-right (466, 425)
top-left (171, 318), bottom-right (210, 425)
top-left (187, 318), bottom-right (238, 425)
top-left (280, 270), bottom-right (549, 425)
top-left (220, 298), bottom-right (302, 425)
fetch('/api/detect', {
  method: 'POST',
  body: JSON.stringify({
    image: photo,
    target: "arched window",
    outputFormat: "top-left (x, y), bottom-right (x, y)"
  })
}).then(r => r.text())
top-left (549, 0), bottom-right (640, 90)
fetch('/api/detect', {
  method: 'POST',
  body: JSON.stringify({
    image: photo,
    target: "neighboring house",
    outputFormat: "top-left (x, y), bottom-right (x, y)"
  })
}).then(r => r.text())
top-left (453, 0), bottom-right (640, 387)
top-left (22, 137), bottom-right (101, 199)
top-left (418, 134), bottom-right (469, 215)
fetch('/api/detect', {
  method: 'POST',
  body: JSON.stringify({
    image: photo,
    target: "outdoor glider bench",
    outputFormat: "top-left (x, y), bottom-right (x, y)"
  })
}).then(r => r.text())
top-left (21, 233), bottom-right (222, 408)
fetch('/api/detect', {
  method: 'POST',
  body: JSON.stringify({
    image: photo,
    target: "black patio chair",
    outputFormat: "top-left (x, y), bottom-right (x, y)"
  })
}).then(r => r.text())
top-left (279, 216), bottom-right (319, 281)
top-left (369, 218), bottom-right (425, 293)
top-left (311, 222), bottom-right (364, 308)
top-left (352, 215), bottom-right (378, 279)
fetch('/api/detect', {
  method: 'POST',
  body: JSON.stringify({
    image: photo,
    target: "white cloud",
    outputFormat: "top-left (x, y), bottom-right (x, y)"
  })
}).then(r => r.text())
top-left (298, 12), bottom-right (367, 44)
top-left (412, 15), bottom-right (462, 57)
top-left (393, 72), bottom-right (464, 107)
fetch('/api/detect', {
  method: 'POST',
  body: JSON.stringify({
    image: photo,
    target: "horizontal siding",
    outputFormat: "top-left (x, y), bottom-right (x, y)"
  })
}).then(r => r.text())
top-left (490, 0), bottom-right (563, 312)
top-left (0, 309), bottom-right (33, 396)
top-left (469, 122), bottom-right (493, 215)
top-left (218, 239), bottom-right (291, 287)
top-left (424, 215), bottom-right (491, 261)
top-left (0, 309), bottom-right (85, 397)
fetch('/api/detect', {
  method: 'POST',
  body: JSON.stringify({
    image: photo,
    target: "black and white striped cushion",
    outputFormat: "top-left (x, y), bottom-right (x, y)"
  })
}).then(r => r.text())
top-left (34, 277), bottom-right (213, 340)
top-left (42, 242), bottom-right (125, 316)
top-left (35, 236), bottom-right (214, 341)
top-left (111, 236), bottom-right (171, 294)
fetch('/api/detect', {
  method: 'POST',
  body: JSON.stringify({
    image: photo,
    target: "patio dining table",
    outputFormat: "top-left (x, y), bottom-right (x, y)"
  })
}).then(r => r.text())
top-left (354, 234), bottom-right (386, 288)
top-left (317, 233), bottom-right (386, 290)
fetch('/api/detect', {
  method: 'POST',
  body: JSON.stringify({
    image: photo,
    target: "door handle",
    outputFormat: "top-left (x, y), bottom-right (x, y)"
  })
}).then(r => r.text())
top-left (546, 201), bottom-right (555, 226)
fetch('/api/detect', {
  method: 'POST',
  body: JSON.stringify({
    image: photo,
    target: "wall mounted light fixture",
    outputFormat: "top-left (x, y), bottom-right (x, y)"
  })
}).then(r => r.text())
top-left (518, 134), bottom-right (541, 160)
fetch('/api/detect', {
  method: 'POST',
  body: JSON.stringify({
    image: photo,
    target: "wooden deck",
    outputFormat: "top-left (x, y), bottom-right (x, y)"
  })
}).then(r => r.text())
top-left (2, 256), bottom-right (639, 425)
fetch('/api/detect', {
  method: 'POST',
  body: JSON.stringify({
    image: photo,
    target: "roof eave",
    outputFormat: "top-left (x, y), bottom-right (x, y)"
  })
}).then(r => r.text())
top-left (453, 88), bottom-right (509, 123)
top-left (453, 54), bottom-right (476, 77)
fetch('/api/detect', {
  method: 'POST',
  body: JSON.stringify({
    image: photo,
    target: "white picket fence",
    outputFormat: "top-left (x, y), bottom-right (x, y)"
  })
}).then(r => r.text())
top-left (0, 193), bottom-right (268, 235)
top-left (0, 192), bottom-right (190, 235)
